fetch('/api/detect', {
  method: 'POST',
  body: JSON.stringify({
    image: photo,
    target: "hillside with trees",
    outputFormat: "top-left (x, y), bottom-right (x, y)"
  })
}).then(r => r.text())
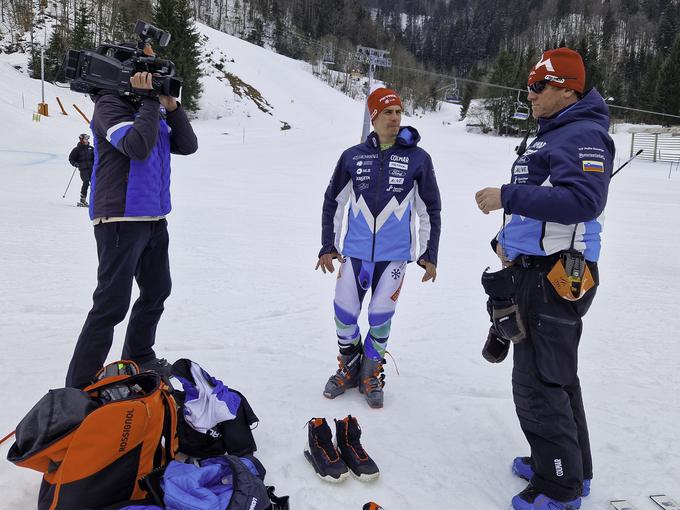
top-left (1, 0), bottom-right (678, 124)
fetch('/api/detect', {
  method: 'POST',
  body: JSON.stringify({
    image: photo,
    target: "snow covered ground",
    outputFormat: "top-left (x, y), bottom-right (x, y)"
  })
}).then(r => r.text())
top-left (1, 22), bottom-right (679, 510)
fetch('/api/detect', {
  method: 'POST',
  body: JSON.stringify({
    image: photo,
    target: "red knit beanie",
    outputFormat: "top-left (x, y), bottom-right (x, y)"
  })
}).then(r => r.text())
top-left (528, 48), bottom-right (586, 93)
top-left (367, 88), bottom-right (402, 121)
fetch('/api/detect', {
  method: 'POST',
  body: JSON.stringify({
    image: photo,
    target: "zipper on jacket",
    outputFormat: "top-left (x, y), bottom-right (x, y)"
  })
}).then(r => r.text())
top-left (371, 148), bottom-right (384, 261)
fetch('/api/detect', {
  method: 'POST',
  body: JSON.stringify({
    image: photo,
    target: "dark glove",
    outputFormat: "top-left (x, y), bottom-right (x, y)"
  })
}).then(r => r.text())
top-left (482, 325), bottom-right (511, 363)
top-left (481, 267), bottom-right (526, 344)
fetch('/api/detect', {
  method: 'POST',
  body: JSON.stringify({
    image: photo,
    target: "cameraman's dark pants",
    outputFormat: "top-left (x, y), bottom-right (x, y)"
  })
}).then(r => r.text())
top-left (66, 219), bottom-right (171, 389)
top-left (511, 259), bottom-right (598, 501)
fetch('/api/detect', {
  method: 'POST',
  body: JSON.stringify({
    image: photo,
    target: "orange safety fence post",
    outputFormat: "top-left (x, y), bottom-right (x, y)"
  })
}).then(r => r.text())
top-left (55, 97), bottom-right (68, 115)
top-left (73, 104), bottom-right (91, 124)
top-left (0, 430), bottom-right (16, 446)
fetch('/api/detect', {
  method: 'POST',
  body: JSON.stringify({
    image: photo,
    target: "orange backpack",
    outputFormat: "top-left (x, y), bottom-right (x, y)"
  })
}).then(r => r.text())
top-left (5, 361), bottom-right (177, 510)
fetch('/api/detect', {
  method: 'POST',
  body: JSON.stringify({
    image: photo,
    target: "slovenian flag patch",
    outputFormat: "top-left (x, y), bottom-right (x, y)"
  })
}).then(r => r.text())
top-left (582, 160), bottom-right (605, 172)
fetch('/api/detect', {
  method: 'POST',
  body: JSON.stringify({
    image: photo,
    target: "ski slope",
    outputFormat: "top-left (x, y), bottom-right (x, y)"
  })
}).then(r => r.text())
top-left (0, 22), bottom-right (679, 510)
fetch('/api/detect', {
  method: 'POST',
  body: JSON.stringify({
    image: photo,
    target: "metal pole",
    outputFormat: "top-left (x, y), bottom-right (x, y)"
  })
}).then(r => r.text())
top-left (40, 45), bottom-right (45, 104)
top-left (361, 62), bottom-right (374, 142)
top-left (41, 22), bottom-right (46, 104)
top-left (62, 168), bottom-right (78, 198)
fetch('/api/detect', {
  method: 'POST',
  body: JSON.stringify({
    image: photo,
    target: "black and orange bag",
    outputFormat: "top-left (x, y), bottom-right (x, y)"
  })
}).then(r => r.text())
top-left (4, 361), bottom-right (177, 510)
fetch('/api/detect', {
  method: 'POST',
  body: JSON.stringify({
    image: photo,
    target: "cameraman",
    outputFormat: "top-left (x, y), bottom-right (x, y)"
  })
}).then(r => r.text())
top-left (66, 45), bottom-right (198, 389)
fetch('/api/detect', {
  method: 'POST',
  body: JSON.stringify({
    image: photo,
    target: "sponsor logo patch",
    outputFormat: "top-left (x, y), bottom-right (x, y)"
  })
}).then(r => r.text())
top-left (389, 169), bottom-right (406, 177)
top-left (386, 185), bottom-right (404, 193)
top-left (513, 165), bottom-right (529, 175)
top-left (389, 176), bottom-right (404, 185)
top-left (582, 160), bottom-right (604, 172)
top-left (358, 183), bottom-right (369, 191)
top-left (388, 161), bottom-right (408, 170)
top-left (356, 175), bottom-right (370, 182)
top-left (390, 154), bottom-right (409, 163)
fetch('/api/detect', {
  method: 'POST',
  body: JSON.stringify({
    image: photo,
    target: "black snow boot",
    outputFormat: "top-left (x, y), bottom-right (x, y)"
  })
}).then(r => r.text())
top-left (335, 415), bottom-right (379, 481)
top-left (304, 418), bottom-right (349, 482)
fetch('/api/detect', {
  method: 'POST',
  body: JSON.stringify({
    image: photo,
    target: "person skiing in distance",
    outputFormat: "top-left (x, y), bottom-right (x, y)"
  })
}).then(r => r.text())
top-left (475, 48), bottom-right (615, 510)
top-left (68, 133), bottom-right (95, 207)
top-left (316, 87), bottom-right (441, 409)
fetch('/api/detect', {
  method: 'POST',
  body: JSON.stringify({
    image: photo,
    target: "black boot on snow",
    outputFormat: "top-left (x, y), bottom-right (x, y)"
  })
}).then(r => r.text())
top-left (335, 415), bottom-right (379, 481)
top-left (304, 417), bottom-right (348, 482)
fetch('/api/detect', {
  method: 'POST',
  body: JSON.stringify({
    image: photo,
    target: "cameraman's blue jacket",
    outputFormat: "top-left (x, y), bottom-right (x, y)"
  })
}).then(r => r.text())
top-left (89, 93), bottom-right (198, 220)
top-left (320, 127), bottom-right (441, 265)
top-left (497, 89), bottom-right (615, 262)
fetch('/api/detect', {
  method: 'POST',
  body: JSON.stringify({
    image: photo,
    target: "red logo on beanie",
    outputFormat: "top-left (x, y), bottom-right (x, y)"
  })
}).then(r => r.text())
top-left (528, 48), bottom-right (586, 93)
top-left (367, 88), bottom-right (402, 121)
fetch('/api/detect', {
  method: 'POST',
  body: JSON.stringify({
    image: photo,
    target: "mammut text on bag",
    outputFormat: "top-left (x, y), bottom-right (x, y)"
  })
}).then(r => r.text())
top-left (5, 360), bottom-right (178, 510)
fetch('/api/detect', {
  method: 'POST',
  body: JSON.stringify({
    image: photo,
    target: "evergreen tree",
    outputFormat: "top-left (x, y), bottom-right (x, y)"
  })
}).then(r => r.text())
top-left (153, 0), bottom-right (203, 112)
top-left (44, 16), bottom-right (69, 82)
top-left (655, 33), bottom-right (680, 117)
top-left (112, 0), bottom-right (152, 42)
top-left (70, 1), bottom-right (93, 50)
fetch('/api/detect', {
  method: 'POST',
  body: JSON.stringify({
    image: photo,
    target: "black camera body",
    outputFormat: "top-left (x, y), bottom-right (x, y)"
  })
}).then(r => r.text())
top-left (64, 20), bottom-right (182, 99)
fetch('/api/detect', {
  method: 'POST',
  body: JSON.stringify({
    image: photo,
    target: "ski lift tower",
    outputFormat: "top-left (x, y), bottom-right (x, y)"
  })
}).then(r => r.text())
top-left (356, 45), bottom-right (392, 141)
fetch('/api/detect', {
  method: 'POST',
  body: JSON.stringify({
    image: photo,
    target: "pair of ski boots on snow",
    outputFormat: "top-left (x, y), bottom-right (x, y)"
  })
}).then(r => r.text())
top-left (304, 415), bottom-right (379, 483)
top-left (511, 456), bottom-right (591, 510)
top-left (323, 345), bottom-right (385, 409)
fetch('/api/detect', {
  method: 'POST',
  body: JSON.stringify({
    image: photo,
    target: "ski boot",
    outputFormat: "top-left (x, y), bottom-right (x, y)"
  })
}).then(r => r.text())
top-left (358, 356), bottom-right (385, 409)
top-left (512, 484), bottom-right (581, 510)
top-left (77, 197), bottom-right (89, 207)
top-left (512, 457), bottom-right (591, 497)
top-left (323, 347), bottom-right (362, 399)
top-left (303, 418), bottom-right (348, 482)
top-left (335, 415), bottom-right (379, 481)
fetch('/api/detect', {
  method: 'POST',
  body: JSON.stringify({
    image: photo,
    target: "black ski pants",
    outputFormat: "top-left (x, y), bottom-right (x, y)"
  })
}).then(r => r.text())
top-left (66, 219), bottom-right (171, 389)
top-left (79, 168), bottom-right (92, 198)
top-left (511, 260), bottom-right (598, 501)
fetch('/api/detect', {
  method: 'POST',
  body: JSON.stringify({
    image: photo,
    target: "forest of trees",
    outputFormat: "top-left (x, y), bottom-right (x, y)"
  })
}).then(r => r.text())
top-left (1, 0), bottom-right (679, 125)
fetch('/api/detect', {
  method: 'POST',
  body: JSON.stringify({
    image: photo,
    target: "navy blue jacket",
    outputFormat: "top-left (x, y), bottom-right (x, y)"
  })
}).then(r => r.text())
top-left (498, 89), bottom-right (615, 262)
top-left (89, 93), bottom-right (198, 220)
top-left (68, 143), bottom-right (94, 172)
top-left (321, 127), bottom-right (441, 265)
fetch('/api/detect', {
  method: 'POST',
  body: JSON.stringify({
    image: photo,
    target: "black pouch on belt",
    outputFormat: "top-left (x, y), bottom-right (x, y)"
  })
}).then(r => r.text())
top-left (481, 266), bottom-right (526, 344)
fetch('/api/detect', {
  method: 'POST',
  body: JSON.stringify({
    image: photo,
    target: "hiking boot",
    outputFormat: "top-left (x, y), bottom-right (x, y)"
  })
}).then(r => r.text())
top-left (512, 457), bottom-right (591, 497)
top-left (358, 356), bottom-right (385, 409)
top-left (512, 484), bottom-right (581, 510)
top-left (323, 349), bottom-right (362, 399)
top-left (303, 418), bottom-right (349, 482)
top-left (335, 415), bottom-right (379, 481)
top-left (139, 358), bottom-right (172, 384)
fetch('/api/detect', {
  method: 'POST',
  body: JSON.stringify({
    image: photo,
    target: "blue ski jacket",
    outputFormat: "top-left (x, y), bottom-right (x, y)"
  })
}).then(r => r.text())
top-left (320, 127), bottom-right (441, 265)
top-left (497, 89), bottom-right (615, 262)
top-left (89, 93), bottom-right (198, 221)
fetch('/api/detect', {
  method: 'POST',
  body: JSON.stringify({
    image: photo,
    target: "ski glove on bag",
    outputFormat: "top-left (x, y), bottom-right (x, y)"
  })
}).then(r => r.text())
top-left (481, 266), bottom-right (526, 344)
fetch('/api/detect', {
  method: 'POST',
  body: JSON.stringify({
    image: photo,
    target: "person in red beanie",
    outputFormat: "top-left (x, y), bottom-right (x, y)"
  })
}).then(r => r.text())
top-left (315, 87), bottom-right (441, 410)
top-left (475, 48), bottom-right (615, 509)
